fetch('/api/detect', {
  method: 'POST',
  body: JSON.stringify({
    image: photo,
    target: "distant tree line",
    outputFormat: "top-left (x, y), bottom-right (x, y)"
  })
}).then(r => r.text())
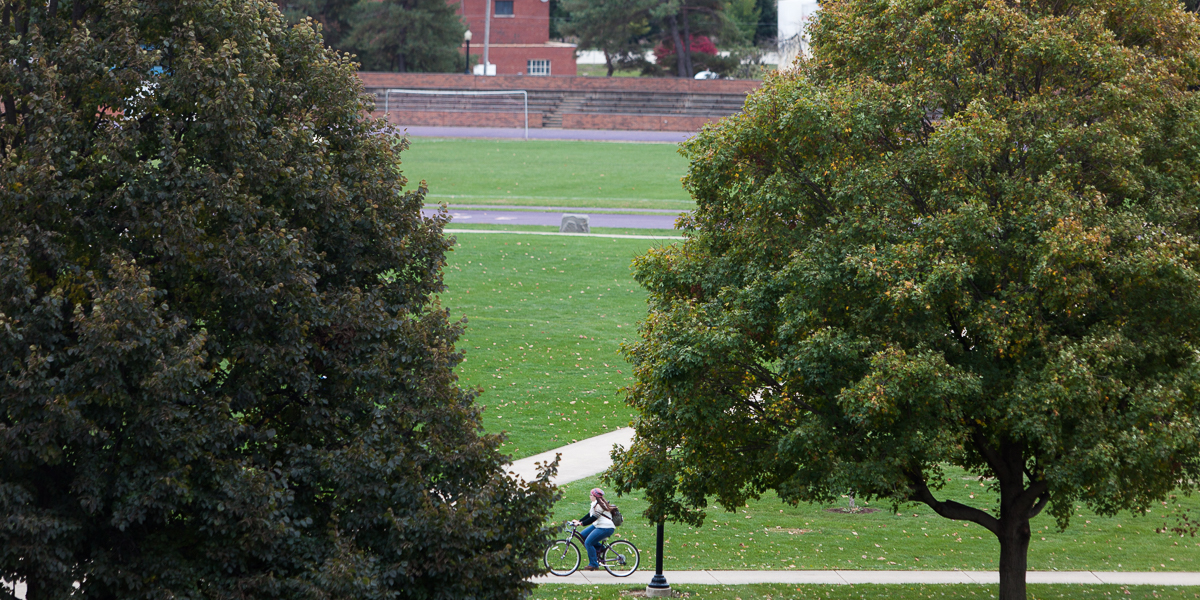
top-left (275, 0), bottom-right (776, 77)
top-left (274, 0), bottom-right (466, 72)
top-left (558, 0), bottom-right (777, 78)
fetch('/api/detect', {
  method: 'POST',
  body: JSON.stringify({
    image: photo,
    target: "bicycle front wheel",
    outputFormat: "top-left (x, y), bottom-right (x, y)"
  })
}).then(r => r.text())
top-left (544, 539), bottom-right (581, 576)
top-left (601, 539), bottom-right (639, 577)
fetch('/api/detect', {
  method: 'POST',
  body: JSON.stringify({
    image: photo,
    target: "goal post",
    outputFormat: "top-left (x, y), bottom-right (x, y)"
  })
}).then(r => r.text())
top-left (381, 89), bottom-right (529, 139)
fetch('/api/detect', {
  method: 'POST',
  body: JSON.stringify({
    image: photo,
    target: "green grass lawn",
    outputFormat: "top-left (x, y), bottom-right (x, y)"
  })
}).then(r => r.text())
top-left (402, 138), bottom-right (693, 210)
top-left (530, 584), bottom-right (1200, 599)
top-left (551, 473), bottom-right (1200, 572)
top-left (442, 231), bottom-right (1200, 574)
top-left (446, 223), bottom-right (683, 237)
top-left (441, 232), bottom-right (676, 458)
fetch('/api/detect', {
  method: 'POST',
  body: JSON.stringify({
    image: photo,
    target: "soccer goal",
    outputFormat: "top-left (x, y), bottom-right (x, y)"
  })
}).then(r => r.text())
top-left (381, 89), bottom-right (529, 139)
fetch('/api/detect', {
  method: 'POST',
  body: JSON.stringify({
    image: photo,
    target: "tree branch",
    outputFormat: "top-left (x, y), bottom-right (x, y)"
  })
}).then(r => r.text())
top-left (908, 470), bottom-right (1000, 535)
top-left (1028, 490), bottom-right (1050, 519)
top-left (970, 428), bottom-right (1015, 484)
top-left (1012, 479), bottom-right (1049, 517)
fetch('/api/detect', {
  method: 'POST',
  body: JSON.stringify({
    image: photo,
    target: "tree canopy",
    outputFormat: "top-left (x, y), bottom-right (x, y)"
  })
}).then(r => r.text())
top-left (608, 1), bottom-right (1200, 599)
top-left (275, 0), bottom-right (465, 72)
top-left (562, 0), bottom-right (764, 78)
top-left (560, 0), bottom-right (654, 77)
top-left (0, 1), bottom-right (553, 599)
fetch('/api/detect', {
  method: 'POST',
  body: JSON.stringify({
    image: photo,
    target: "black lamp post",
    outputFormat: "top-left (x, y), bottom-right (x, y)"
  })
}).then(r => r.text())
top-left (646, 519), bottom-right (671, 596)
top-left (463, 30), bottom-right (472, 74)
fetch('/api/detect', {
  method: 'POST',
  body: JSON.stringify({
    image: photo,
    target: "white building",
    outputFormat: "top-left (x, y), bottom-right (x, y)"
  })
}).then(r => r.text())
top-left (777, 0), bottom-right (820, 70)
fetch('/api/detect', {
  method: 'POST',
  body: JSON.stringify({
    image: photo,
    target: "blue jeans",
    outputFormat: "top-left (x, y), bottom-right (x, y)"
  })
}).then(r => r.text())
top-left (580, 525), bottom-right (615, 567)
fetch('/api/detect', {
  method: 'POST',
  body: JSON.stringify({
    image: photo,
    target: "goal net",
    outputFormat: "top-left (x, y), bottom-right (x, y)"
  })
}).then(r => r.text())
top-left (380, 89), bottom-right (529, 138)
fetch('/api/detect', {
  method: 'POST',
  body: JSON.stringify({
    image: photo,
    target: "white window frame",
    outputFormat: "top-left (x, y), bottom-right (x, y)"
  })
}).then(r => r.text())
top-left (527, 59), bottom-right (551, 76)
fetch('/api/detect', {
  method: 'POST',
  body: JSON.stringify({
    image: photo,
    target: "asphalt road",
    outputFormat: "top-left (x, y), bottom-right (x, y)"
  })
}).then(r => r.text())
top-left (421, 208), bottom-right (681, 230)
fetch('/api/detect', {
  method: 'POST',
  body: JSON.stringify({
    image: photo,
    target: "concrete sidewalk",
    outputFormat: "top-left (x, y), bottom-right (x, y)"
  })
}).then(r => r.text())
top-left (508, 427), bottom-right (635, 485)
top-left (427, 203), bottom-right (686, 214)
top-left (535, 569), bottom-right (1200, 586)
top-left (425, 208), bottom-right (679, 229)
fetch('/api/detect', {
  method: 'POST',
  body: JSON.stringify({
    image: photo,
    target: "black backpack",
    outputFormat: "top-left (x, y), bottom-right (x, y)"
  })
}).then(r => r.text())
top-left (610, 506), bottom-right (624, 527)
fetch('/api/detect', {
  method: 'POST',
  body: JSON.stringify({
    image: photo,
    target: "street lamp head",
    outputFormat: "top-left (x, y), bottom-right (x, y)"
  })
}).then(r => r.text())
top-left (464, 29), bottom-right (473, 41)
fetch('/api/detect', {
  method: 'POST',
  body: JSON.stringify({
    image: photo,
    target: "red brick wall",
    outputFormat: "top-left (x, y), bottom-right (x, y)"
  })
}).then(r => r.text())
top-left (458, 0), bottom-right (549, 45)
top-left (561, 114), bottom-right (722, 131)
top-left (384, 111), bottom-right (542, 129)
top-left (358, 72), bottom-right (762, 95)
top-left (469, 46), bottom-right (577, 76)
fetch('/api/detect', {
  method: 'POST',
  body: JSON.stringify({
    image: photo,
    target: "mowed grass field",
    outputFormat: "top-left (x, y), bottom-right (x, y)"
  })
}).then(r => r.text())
top-left (531, 584), bottom-right (1199, 599)
top-left (401, 138), bottom-right (693, 210)
top-left (440, 231), bottom-right (676, 458)
top-left (552, 473), bottom-right (1200, 573)
top-left (438, 230), bottom-right (1200, 575)
top-left (419, 140), bottom-right (1198, 581)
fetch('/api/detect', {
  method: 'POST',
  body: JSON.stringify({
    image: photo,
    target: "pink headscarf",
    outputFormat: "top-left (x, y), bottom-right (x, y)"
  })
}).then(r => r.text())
top-left (590, 488), bottom-right (604, 499)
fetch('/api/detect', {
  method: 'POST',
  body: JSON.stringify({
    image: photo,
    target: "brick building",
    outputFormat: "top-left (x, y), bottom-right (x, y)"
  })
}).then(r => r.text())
top-left (458, 0), bottom-right (576, 76)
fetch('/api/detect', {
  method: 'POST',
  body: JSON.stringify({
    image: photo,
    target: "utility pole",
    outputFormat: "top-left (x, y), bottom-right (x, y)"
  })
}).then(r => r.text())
top-left (482, 0), bottom-right (492, 75)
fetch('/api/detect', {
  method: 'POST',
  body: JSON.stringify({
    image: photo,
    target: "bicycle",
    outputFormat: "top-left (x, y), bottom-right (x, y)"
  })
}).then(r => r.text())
top-left (543, 521), bottom-right (640, 577)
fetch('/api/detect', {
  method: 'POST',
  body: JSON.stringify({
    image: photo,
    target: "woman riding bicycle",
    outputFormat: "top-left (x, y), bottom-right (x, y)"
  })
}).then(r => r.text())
top-left (570, 488), bottom-right (616, 571)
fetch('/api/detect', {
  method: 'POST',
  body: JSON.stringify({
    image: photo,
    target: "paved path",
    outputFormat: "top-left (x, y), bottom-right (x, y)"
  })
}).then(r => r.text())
top-left (508, 427), bottom-right (635, 486)
top-left (422, 208), bottom-right (680, 229)
top-left (535, 569), bottom-right (1200, 586)
top-left (399, 125), bottom-right (693, 143)
top-left (427, 203), bottom-right (686, 214)
top-left (8, 570), bottom-right (1195, 598)
top-left (514, 431), bottom-right (1200, 588)
top-left (447, 229), bottom-right (678, 240)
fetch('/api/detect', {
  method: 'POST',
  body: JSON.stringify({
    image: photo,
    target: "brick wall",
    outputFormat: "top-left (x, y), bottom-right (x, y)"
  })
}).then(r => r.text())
top-left (467, 46), bottom-right (577, 77)
top-left (385, 111), bottom-right (543, 129)
top-left (359, 72), bottom-right (761, 95)
top-left (360, 72), bottom-right (762, 132)
top-left (459, 0), bottom-right (550, 45)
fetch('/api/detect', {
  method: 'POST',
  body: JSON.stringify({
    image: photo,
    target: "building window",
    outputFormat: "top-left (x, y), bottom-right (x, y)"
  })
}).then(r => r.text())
top-left (494, 1), bottom-right (513, 16)
top-left (527, 59), bottom-right (550, 76)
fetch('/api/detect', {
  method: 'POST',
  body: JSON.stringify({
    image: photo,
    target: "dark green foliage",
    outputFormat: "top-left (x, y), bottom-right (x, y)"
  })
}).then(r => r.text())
top-left (549, 0), bottom-right (569, 40)
top-left (0, 1), bottom-right (555, 599)
top-left (609, 1), bottom-right (1200, 599)
top-left (560, 0), bottom-right (654, 77)
top-left (341, 0), bottom-right (465, 73)
top-left (274, 0), bottom-right (359, 47)
top-left (752, 0), bottom-right (775, 45)
top-left (276, 0), bottom-right (465, 72)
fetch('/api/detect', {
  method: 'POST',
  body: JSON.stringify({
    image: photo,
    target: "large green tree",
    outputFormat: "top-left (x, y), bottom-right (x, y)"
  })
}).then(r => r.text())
top-left (340, 0), bottom-right (465, 73)
top-left (0, 1), bottom-right (554, 599)
top-left (275, 0), bottom-right (465, 72)
top-left (561, 0), bottom-right (654, 77)
top-left (608, 1), bottom-right (1200, 599)
top-left (273, 0), bottom-right (359, 47)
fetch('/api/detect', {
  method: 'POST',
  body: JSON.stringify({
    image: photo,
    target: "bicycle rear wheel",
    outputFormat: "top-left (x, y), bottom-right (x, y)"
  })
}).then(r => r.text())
top-left (600, 539), bottom-right (639, 577)
top-left (543, 539), bottom-right (581, 576)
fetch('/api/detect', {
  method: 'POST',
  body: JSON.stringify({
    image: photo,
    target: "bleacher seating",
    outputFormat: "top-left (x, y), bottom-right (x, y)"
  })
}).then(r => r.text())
top-left (369, 86), bottom-right (750, 127)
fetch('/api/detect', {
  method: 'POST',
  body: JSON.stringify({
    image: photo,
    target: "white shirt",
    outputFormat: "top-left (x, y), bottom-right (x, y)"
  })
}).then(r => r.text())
top-left (590, 500), bottom-right (615, 529)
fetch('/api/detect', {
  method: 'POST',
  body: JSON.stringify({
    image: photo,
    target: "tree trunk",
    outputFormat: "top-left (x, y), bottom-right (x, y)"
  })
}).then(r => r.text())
top-left (25, 576), bottom-right (43, 600)
top-left (681, 7), bottom-right (694, 78)
top-left (605, 51), bottom-right (615, 77)
top-left (668, 14), bottom-right (686, 78)
top-left (907, 437), bottom-right (1048, 600)
top-left (997, 516), bottom-right (1031, 600)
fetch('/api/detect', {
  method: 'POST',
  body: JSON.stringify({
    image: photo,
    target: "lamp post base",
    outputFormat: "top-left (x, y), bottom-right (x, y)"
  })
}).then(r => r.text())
top-left (646, 573), bottom-right (672, 597)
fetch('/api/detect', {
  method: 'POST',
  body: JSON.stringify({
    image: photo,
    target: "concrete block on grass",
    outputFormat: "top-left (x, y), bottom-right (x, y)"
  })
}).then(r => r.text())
top-left (560, 214), bottom-right (590, 233)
